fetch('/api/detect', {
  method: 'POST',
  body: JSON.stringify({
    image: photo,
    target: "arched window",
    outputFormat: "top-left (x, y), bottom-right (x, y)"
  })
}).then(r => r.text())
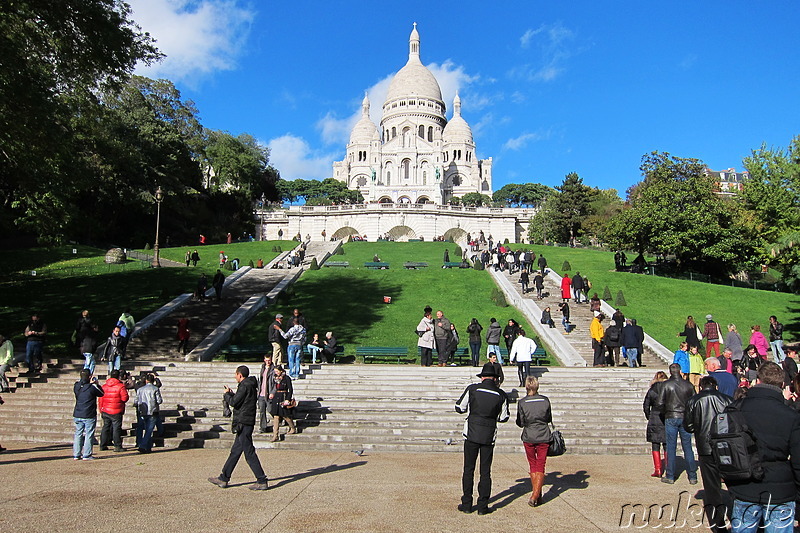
top-left (419, 125), bottom-right (425, 138)
top-left (427, 126), bottom-right (433, 142)
top-left (422, 171), bottom-right (427, 185)
top-left (387, 171), bottom-right (391, 185)
top-left (391, 127), bottom-right (396, 138)
top-left (402, 159), bottom-right (410, 180)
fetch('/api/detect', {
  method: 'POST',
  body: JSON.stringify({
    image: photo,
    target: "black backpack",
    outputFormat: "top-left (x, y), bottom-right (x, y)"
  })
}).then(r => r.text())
top-left (709, 400), bottom-right (764, 482)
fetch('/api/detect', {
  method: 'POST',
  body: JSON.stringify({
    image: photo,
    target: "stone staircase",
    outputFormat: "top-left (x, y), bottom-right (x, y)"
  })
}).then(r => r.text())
top-left (0, 360), bottom-right (659, 455)
top-left (496, 267), bottom-right (665, 367)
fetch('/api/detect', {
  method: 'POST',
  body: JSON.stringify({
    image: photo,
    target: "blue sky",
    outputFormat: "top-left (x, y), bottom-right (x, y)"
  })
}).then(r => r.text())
top-left (129, 0), bottom-right (800, 196)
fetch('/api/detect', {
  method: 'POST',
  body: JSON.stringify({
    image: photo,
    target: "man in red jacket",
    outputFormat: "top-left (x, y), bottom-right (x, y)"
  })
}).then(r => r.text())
top-left (99, 370), bottom-right (129, 452)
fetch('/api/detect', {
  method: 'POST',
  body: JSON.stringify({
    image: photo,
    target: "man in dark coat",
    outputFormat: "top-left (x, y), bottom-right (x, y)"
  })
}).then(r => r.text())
top-left (212, 269), bottom-right (225, 301)
top-left (726, 362), bottom-right (800, 531)
top-left (571, 272), bottom-right (584, 303)
top-left (322, 331), bottom-right (338, 364)
top-left (683, 376), bottom-right (732, 533)
top-left (434, 311), bottom-right (452, 367)
top-left (656, 364), bottom-right (698, 484)
top-left (455, 364), bottom-right (510, 515)
top-left (73, 369), bottom-right (104, 460)
top-left (209, 365), bottom-right (268, 490)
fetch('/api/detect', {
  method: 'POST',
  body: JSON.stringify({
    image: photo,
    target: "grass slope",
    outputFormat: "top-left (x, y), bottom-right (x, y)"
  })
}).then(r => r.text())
top-left (510, 245), bottom-right (800, 349)
top-left (237, 241), bottom-right (536, 362)
top-left (143, 240), bottom-right (290, 269)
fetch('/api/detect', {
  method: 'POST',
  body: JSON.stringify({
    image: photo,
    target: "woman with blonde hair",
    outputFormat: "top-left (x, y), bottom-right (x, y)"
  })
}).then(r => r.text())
top-left (516, 375), bottom-right (552, 507)
top-left (643, 371), bottom-right (668, 477)
top-left (725, 324), bottom-right (743, 362)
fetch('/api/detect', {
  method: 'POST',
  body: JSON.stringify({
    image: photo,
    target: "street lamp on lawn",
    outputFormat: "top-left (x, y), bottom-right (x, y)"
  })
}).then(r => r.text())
top-left (152, 186), bottom-right (164, 268)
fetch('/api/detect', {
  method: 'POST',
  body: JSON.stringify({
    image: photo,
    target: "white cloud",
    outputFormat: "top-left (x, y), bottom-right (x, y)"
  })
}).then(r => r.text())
top-left (679, 53), bottom-right (698, 70)
top-left (503, 130), bottom-right (549, 151)
top-left (267, 135), bottom-right (339, 180)
top-left (512, 22), bottom-right (576, 83)
top-left (428, 60), bottom-right (480, 113)
top-left (129, 0), bottom-right (254, 86)
top-left (511, 91), bottom-right (526, 104)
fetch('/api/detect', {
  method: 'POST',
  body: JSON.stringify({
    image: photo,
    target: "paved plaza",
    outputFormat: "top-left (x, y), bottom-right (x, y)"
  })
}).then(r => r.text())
top-left (1, 444), bottom-right (716, 532)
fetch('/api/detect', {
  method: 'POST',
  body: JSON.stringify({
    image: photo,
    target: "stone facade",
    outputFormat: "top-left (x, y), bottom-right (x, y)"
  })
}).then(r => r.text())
top-left (331, 23), bottom-right (492, 205)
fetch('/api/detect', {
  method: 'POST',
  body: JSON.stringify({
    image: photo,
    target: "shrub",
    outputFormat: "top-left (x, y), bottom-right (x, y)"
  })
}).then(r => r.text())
top-left (504, 238), bottom-right (510, 244)
top-left (310, 257), bottom-right (320, 270)
top-left (603, 286), bottom-right (613, 300)
top-left (615, 290), bottom-right (627, 306)
top-left (223, 261), bottom-right (234, 271)
top-left (276, 246), bottom-right (282, 253)
top-left (248, 259), bottom-right (255, 268)
top-left (490, 287), bottom-right (508, 307)
top-left (338, 246), bottom-right (345, 255)
top-left (474, 260), bottom-right (484, 271)
top-left (562, 260), bottom-right (571, 272)
top-left (271, 246), bottom-right (277, 252)
top-left (144, 243), bottom-right (151, 250)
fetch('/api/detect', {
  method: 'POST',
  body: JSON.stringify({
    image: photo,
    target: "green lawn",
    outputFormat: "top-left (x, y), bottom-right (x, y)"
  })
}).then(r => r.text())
top-left (143, 240), bottom-right (291, 270)
top-left (236, 241), bottom-right (538, 362)
top-left (509, 245), bottom-right (800, 350)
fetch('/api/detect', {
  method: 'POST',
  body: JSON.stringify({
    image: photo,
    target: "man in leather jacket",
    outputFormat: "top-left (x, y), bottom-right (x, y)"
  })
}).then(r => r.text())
top-left (656, 363), bottom-right (698, 484)
top-left (684, 376), bottom-right (732, 533)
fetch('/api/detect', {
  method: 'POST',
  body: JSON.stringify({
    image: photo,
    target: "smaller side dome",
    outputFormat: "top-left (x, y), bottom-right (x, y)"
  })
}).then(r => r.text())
top-left (349, 93), bottom-right (378, 144)
top-left (442, 93), bottom-right (473, 144)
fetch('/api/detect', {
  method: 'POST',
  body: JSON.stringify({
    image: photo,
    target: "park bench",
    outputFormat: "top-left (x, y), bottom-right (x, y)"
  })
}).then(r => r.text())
top-left (364, 262), bottom-right (390, 269)
top-left (404, 261), bottom-right (429, 269)
top-left (499, 346), bottom-right (551, 366)
top-left (357, 346), bottom-right (410, 364)
top-left (431, 347), bottom-right (471, 365)
top-left (324, 260), bottom-right (350, 268)
top-left (443, 261), bottom-right (469, 269)
top-left (224, 344), bottom-right (271, 358)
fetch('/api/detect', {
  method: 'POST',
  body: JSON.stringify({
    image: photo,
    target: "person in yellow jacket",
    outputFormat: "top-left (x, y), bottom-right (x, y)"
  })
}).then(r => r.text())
top-left (687, 345), bottom-right (705, 391)
top-left (590, 314), bottom-right (606, 367)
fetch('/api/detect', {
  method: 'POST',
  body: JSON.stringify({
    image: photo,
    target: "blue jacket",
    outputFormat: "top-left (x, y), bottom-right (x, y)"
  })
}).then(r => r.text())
top-left (73, 379), bottom-right (104, 418)
top-left (673, 350), bottom-right (690, 374)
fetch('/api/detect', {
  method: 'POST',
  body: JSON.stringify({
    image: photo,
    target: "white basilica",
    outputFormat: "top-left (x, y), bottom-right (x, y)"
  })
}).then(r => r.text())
top-left (332, 24), bottom-right (493, 205)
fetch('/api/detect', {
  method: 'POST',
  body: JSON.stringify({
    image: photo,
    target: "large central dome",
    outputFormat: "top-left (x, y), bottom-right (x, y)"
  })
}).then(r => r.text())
top-left (384, 23), bottom-right (443, 103)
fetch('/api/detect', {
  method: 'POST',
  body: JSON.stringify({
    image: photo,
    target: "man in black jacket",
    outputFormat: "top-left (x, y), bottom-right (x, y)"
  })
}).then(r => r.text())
top-left (727, 362), bottom-right (800, 531)
top-left (656, 363), bottom-right (698, 484)
top-left (73, 369), bottom-right (104, 460)
top-left (209, 366), bottom-right (268, 490)
top-left (683, 376), bottom-right (732, 533)
top-left (455, 364), bottom-right (510, 515)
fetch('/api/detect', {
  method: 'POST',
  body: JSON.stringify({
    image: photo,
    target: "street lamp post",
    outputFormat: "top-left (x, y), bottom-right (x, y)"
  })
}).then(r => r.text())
top-left (152, 186), bottom-right (164, 268)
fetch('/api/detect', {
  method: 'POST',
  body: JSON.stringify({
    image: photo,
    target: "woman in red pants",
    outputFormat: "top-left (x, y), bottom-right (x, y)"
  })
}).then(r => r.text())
top-left (516, 376), bottom-right (552, 507)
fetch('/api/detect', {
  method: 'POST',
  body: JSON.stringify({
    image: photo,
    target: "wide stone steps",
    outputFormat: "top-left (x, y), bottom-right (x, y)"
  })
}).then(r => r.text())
top-left (0, 361), bottom-right (660, 455)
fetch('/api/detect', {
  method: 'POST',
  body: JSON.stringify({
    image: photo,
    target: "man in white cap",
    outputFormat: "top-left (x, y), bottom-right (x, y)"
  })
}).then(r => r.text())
top-left (702, 314), bottom-right (721, 359)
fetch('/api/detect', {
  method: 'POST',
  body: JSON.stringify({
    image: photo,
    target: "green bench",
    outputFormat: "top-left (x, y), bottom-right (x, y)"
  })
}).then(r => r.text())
top-left (404, 261), bottom-right (429, 269)
top-left (499, 347), bottom-right (551, 365)
top-left (443, 261), bottom-right (468, 268)
top-left (224, 344), bottom-right (271, 358)
top-left (357, 346), bottom-right (410, 363)
top-left (364, 262), bottom-right (390, 269)
top-left (324, 260), bottom-right (350, 267)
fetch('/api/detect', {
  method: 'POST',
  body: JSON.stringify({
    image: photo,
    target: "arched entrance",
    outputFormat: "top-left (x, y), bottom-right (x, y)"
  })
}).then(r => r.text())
top-left (387, 225), bottom-right (417, 242)
top-left (378, 196), bottom-right (393, 203)
top-left (332, 226), bottom-right (360, 240)
top-left (397, 196), bottom-right (412, 204)
top-left (442, 227), bottom-right (468, 245)
top-left (416, 196), bottom-right (432, 204)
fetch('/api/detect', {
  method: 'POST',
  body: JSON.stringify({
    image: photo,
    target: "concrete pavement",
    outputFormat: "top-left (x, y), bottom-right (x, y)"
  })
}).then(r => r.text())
top-left (0, 444), bottom-right (717, 532)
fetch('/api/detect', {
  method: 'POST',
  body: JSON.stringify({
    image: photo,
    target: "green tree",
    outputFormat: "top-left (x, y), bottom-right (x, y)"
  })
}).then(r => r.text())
top-left (603, 152), bottom-right (749, 274)
top-left (203, 131), bottom-right (278, 199)
top-left (493, 183), bottom-right (553, 207)
top-left (546, 173), bottom-right (596, 245)
top-left (0, 0), bottom-right (160, 242)
top-left (461, 192), bottom-right (493, 206)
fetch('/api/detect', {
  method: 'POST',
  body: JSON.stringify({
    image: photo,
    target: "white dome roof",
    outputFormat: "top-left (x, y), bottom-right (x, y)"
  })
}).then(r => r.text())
top-left (385, 24), bottom-right (443, 104)
top-left (350, 94), bottom-right (377, 143)
top-left (442, 94), bottom-right (473, 143)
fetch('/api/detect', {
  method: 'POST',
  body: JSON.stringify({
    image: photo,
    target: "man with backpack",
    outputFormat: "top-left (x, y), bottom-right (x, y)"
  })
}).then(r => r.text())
top-left (684, 375), bottom-right (732, 533)
top-left (721, 362), bottom-right (800, 532)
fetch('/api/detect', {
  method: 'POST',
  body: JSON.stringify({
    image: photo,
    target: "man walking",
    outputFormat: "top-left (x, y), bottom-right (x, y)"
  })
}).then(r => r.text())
top-left (485, 318), bottom-right (502, 364)
top-left (212, 269), bottom-right (225, 301)
top-left (726, 362), bottom-right (800, 532)
top-left (455, 364), bottom-right (509, 515)
top-left (268, 314), bottom-right (285, 365)
top-left (509, 328), bottom-right (536, 387)
top-left (209, 365), bottom-right (269, 490)
top-left (99, 370), bottom-right (129, 452)
top-left (656, 364), bottom-right (698, 484)
top-left (571, 272), bottom-right (584, 303)
top-left (73, 369), bottom-right (104, 460)
top-left (683, 376), bottom-right (732, 533)
top-left (434, 310), bottom-right (452, 367)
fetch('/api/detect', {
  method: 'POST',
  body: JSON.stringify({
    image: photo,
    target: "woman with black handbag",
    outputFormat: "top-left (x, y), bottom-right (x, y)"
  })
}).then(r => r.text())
top-left (516, 376), bottom-right (554, 507)
top-left (269, 365), bottom-right (296, 441)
